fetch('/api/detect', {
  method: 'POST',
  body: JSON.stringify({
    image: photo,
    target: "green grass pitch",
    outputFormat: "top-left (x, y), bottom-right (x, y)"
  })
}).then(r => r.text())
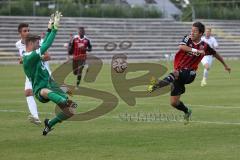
top-left (0, 60), bottom-right (239, 160)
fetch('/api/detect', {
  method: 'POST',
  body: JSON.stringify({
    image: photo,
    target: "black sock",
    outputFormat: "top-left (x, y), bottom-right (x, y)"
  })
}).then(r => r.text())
top-left (175, 101), bottom-right (188, 114)
top-left (77, 75), bottom-right (82, 86)
top-left (155, 73), bottom-right (175, 88)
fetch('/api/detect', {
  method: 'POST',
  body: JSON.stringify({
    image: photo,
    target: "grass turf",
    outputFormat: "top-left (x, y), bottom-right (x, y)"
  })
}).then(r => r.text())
top-left (0, 60), bottom-right (239, 160)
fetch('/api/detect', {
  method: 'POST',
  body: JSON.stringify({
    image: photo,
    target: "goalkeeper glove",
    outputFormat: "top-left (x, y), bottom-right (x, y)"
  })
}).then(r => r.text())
top-left (48, 13), bottom-right (54, 29)
top-left (53, 11), bottom-right (62, 30)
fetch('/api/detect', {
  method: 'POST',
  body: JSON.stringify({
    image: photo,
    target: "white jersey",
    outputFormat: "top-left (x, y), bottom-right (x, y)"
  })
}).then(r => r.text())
top-left (201, 36), bottom-right (218, 66)
top-left (16, 39), bottom-right (32, 90)
top-left (15, 39), bottom-right (26, 57)
top-left (16, 39), bottom-right (52, 75)
top-left (201, 36), bottom-right (218, 50)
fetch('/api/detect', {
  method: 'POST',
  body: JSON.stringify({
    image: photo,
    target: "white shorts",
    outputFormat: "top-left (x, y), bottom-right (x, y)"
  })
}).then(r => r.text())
top-left (25, 76), bottom-right (33, 90)
top-left (201, 55), bottom-right (213, 67)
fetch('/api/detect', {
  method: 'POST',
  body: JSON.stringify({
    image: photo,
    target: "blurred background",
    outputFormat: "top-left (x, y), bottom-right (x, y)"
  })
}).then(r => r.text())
top-left (0, 0), bottom-right (240, 64)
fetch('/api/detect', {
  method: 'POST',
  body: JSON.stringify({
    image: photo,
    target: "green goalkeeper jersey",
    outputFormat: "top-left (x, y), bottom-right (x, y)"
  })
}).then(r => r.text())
top-left (23, 29), bottom-right (57, 95)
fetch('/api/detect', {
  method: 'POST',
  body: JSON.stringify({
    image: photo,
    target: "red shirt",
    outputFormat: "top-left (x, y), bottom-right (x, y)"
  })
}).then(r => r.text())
top-left (174, 35), bottom-right (216, 71)
top-left (70, 35), bottom-right (91, 60)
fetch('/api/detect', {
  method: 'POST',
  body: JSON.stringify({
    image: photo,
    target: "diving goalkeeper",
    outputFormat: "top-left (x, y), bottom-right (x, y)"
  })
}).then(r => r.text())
top-left (22, 11), bottom-right (77, 136)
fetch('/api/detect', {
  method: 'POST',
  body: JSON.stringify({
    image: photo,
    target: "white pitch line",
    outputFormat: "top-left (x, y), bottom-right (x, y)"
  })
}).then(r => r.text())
top-left (1, 109), bottom-right (240, 125)
top-left (187, 104), bottom-right (240, 109)
top-left (0, 109), bottom-right (53, 115)
top-left (1, 99), bottom-right (239, 111)
top-left (1, 102), bottom-right (240, 110)
top-left (191, 120), bottom-right (240, 125)
top-left (149, 103), bottom-right (240, 109)
top-left (1, 100), bottom-right (239, 109)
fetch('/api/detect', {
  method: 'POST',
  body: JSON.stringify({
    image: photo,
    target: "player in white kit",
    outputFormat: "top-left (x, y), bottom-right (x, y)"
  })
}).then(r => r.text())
top-left (16, 23), bottom-right (52, 125)
top-left (200, 27), bottom-right (218, 86)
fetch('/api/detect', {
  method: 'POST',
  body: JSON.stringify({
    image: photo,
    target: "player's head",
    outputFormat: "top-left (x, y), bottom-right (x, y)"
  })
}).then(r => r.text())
top-left (205, 27), bottom-right (212, 38)
top-left (78, 27), bottom-right (85, 37)
top-left (18, 23), bottom-right (30, 40)
top-left (191, 22), bottom-right (205, 41)
top-left (25, 33), bottom-right (41, 50)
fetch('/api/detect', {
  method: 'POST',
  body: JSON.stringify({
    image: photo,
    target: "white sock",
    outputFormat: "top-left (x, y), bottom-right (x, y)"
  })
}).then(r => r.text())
top-left (26, 96), bottom-right (39, 119)
top-left (203, 68), bottom-right (208, 79)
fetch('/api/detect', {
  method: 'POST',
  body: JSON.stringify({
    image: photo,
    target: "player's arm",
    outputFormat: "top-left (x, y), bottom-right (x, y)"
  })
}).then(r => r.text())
top-left (206, 44), bottom-right (231, 73)
top-left (66, 38), bottom-right (74, 61)
top-left (86, 38), bottom-right (92, 52)
top-left (40, 32), bottom-right (52, 61)
top-left (179, 42), bottom-right (202, 56)
top-left (18, 57), bottom-right (23, 64)
top-left (40, 29), bottom-right (57, 55)
top-left (179, 45), bottom-right (193, 52)
top-left (17, 50), bottom-right (23, 64)
top-left (40, 11), bottom-right (62, 55)
top-left (41, 13), bottom-right (54, 44)
top-left (41, 29), bottom-right (51, 45)
top-left (214, 53), bottom-right (231, 73)
top-left (178, 35), bottom-right (199, 54)
top-left (68, 38), bottom-right (74, 55)
top-left (15, 42), bottom-right (23, 64)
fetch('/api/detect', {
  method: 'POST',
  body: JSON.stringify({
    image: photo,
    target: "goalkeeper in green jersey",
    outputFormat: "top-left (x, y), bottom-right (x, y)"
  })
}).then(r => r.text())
top-left (22, 11), bottom-right (77, 136)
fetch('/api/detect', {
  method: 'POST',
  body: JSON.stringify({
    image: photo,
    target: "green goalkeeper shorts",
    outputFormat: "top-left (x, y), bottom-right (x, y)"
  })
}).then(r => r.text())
top-left (35, 79), bottom-right (68, 103)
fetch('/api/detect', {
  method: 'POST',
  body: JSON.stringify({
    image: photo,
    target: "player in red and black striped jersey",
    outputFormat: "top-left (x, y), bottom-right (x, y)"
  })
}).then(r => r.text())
top-left (174, 34), bottom-right (216, 71)
top-left (68, 27), bottom-right (92, 88)
top-left (148, 22), bottom-right (231, 124)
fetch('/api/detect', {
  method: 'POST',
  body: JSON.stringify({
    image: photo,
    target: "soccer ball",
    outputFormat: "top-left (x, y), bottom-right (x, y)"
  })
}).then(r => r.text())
top-left (112, 57), bottom-right (127, 73)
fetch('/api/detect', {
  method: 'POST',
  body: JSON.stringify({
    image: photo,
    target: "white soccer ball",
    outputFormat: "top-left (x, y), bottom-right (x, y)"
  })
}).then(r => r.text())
top-left (112, 57), bottom-right (127, 73)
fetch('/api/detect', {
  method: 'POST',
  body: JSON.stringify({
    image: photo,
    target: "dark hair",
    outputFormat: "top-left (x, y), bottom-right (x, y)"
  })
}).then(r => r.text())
top-left (192, 22), bottom-right (205, 34)
top-left (78, 27), bottom-right (84, 30)
top-left (18, 23), bottom-right (29, 33)
top-left (25, 33), bottom-right (41, 46)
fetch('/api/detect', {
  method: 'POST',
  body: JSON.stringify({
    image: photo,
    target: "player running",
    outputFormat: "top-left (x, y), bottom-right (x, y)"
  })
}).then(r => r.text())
top-left (22, 11), bottom-right (77, 136)
top-left (68, 27), bottom-right (92, 89)
top-left (200, 27), bottom-right (219, 86)
top-left (148, 22), bottom-right (231, 124)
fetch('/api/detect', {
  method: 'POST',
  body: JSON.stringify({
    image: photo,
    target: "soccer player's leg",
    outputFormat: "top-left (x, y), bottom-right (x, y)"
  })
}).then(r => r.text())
top-left (76, 60), bottom-right (85, 88)
top-left (170, 95), bottom-right (192, 125)
top-left (25, 77), bottom-right (41, 125)
top-left (201, 56), bottom-right (211, 87)
top-left (37, 88), bottom-right (77, 135)
top-left (170, 70), bottom-right (195, 124)
top-left (72, 59), bottom-right (78, 76)
top-left (76, 66), bottom-right (84, 88)
top-left (72, 60), bottom-right (83, 89)
top-left (147, 71), bottom-right (178, 93)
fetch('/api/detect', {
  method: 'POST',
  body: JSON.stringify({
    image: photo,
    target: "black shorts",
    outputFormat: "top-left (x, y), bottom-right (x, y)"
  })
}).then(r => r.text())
top-left (171, 69), bottom-right (196, 96)
top-left (73, 59), bottom-right (85, 75)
